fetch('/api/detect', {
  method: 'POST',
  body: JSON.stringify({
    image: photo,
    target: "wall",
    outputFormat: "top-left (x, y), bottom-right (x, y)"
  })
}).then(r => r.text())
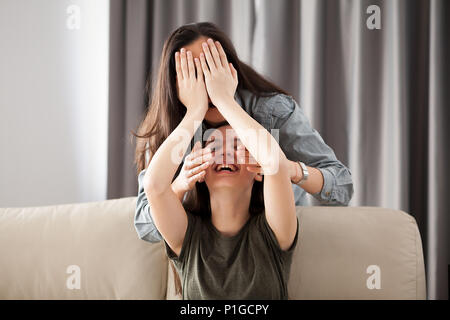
top-left (0, 0), bottom-right (109, 207)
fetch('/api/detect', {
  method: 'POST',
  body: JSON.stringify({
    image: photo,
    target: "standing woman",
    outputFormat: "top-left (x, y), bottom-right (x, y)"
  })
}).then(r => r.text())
top-left (132, 22), bottom-right (354, 294)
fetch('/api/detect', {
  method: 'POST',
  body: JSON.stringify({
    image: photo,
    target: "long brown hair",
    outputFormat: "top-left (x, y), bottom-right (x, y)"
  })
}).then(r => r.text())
top-left (131, 21), bottom-right (290, 297)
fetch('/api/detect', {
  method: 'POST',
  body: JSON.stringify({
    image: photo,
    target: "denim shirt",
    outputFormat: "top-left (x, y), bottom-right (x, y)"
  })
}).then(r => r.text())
top-left (135, 89), bottom-right (354, 243)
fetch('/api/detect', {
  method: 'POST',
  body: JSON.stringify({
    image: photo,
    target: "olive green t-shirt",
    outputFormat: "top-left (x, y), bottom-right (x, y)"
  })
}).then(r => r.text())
top-left (163, 211), bottom-right (299, 300)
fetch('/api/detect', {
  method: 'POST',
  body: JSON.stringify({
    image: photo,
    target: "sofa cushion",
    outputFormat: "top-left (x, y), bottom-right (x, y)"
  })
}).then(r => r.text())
top-left (0, 197), bottom-right (167, 299)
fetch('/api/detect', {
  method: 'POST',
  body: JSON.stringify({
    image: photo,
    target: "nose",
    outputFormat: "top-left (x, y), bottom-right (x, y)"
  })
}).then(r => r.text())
top-left (216, 148), bottom-right (236, 164)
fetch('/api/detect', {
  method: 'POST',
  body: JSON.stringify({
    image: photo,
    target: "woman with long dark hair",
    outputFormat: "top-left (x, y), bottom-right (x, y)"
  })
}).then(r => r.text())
top-left (132, 22), bottom-right (354, 297)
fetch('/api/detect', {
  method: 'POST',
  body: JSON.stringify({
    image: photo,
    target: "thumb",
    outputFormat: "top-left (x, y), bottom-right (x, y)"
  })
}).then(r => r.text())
top-left (192, 140), bottom-right (201, 152)
top-left (229, 63), bottom-right (237, 82)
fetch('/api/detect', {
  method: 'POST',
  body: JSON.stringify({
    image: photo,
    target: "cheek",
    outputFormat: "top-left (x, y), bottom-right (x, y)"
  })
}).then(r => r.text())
top-left (204, 166), bottom-right (215, 181)
top-left (239, 167), bottom-right (257, 183)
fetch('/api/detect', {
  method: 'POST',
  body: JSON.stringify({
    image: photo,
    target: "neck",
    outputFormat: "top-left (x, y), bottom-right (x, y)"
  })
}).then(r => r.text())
top-left (209, 187), bottom-right (252, 237)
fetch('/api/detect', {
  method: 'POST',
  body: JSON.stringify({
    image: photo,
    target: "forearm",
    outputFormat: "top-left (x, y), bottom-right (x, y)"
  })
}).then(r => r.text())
top-left (144, 109), bottom-right (205, 194)
top-left (263, 164), bottom-right (297, 249)
top-left (216, 97), bottom-right (287, 173)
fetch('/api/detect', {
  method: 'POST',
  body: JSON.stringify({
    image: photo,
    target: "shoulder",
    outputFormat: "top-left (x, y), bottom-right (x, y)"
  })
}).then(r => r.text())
top-left (163, 210), bottom-right (202, 263)
top-left (252, 211), bottom-right (299, 256)
top-left (253, 91), bottom-right (297, 119)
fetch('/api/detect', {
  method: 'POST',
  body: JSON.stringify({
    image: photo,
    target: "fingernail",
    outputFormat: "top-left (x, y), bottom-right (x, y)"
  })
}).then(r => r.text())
top-left (208, 38), bottom-right (213, 43)
top-left (202, 42), bottom-right (208, 47)
top-left (181, 48), bottom-right (185, 53)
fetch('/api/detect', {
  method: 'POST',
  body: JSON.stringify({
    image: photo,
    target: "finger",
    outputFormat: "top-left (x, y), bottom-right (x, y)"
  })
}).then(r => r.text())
top-left (192, 146), bottom-right (213, 159)
top-left (192, 140), bottom-right (202, 152)
top-left (202, 41), bottom-right (217, 70)
top-left (207, 38), bottom-right (222, 68)
top-left (188, 160), bottom-right (213, 177)
top-left (199, 52), bottom-right (211, 78)
top-left (186, 141), bottom-right (202, 166)
top-left (180, 48), bottom-right (189, 79)
top-left (215, 41), bottom-right (230, 72)
top-left (236, 149), bottom-right (258, 164)
top-left (196, 148), bottom-right (214, 164)
top-left (194, 57), bottom-right (203, 81)
top-left (187, 50), bottom-right (195, 79)
top-left (187, 147), bottom-right (213, 166)
top-left (175, 51), bottom-right (183, 80)
top-left (189, 170), bottom-right (206, 184)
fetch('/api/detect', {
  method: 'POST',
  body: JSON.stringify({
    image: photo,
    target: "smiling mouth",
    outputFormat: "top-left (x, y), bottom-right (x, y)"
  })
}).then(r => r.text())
top-left (214, 163), bottom-right (239, 174)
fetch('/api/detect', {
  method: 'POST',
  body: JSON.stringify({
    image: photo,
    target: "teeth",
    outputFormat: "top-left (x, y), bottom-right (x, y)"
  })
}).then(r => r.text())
top-left (215, 164), bottom-right (237, 172)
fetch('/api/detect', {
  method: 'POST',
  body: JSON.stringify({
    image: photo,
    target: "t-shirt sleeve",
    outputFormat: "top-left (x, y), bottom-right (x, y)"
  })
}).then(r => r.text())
top-left (163, 211), bottom-right (198, 269)
top-left (257, 212), bottom-right (299, 262)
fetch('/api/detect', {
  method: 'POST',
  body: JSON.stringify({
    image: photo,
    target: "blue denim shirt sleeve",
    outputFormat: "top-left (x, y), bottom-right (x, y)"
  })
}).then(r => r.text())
top-left (134, 168), bottom-right (164, 243)
top-left (260, 93), bottom-right (354, 206)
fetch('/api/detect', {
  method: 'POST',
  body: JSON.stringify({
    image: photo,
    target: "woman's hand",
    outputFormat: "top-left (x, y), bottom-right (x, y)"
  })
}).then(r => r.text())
top-left (237, 144), bottom-right (300, 182)
top-left (175, 48), bottom-right (209, 114)
top-left (236, 144), bottom-right (263, 174)
top-left (199, 38), bottom-right (238, 107)
top-left (173, 141), bottom-right (214, 195)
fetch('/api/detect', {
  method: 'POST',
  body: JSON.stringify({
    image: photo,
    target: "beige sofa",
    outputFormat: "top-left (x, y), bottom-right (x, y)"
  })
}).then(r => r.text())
top-left (0, 197), bottom-right (426, 299)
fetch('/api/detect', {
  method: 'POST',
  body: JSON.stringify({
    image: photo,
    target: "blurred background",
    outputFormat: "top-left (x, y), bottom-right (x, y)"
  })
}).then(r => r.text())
top-left (0, 0), bottom-right (448, 299)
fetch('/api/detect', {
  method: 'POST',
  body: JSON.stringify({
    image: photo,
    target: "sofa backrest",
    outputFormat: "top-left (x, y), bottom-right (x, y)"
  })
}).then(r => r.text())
top-left (0, 197), bottom-right (167, 299)
top-left (0, 197), bottom-right (426, 299)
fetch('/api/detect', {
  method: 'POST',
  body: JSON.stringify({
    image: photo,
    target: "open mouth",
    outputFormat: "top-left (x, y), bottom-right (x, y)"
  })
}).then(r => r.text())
top-left (213, 163), bottom-right (239, 174)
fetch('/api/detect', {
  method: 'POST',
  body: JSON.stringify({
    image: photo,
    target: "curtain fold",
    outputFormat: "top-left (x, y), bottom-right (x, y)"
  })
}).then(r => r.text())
top-left (108, 0), bottom-right (449, 299)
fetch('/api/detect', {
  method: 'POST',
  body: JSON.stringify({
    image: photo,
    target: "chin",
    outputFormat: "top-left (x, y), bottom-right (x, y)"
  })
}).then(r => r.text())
top-left (205, 176), bottom-right (255, 191)
top-left (206, 178), bottom-right (238, 189)
top-left (204, 107), bottom-right (225, 123)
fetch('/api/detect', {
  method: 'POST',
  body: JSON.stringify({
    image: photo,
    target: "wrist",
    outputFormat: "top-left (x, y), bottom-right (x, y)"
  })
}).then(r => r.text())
top-left (213, 95), bottom-right (236, 109)
top-left (186, 104), bottom-right (208, 117)
top-left (290, 161), bottom-right (303, 184)
top-left (171, 178), bottom-right (185, 195)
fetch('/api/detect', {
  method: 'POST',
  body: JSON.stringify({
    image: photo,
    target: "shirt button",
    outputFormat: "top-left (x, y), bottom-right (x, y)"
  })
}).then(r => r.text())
top-left (325, 191), bottom-right (330, 197)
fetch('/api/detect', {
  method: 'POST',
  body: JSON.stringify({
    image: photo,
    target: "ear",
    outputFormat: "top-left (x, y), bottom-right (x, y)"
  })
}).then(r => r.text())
top-left (254, 173), bottom-right (263, 182)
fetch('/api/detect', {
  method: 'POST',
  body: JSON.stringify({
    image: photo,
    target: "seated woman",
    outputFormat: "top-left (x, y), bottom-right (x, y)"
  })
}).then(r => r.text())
top-left (143, 37), bottom-right (298, 299)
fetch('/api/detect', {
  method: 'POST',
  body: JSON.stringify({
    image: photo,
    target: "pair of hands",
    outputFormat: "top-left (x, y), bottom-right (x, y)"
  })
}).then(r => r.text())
top-left (174, 140), bottom-right (262, 193)
top-left (175, 38), bottom-right (238, 113)
top-left (173, 39), bottom-right (261, 193)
